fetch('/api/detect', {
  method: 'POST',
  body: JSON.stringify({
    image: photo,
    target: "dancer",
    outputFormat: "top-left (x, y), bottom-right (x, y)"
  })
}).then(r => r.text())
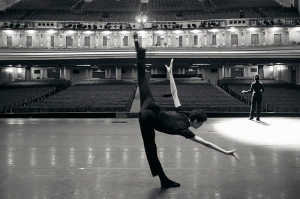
top-left (242, 75), bottom-right (264, 121)
top-left (134, 33), bottom-right (239, 188)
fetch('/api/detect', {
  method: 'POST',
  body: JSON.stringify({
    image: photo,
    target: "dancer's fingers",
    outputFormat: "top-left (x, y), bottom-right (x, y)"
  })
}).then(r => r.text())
top-left (233, 152), bottom-right (240, 161)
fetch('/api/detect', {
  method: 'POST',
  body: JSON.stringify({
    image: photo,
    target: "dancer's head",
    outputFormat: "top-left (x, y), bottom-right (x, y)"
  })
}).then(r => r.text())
top-left (189, 109), bottom-right (207, 129)
top-left (254, 74), bottom-right (259, 81)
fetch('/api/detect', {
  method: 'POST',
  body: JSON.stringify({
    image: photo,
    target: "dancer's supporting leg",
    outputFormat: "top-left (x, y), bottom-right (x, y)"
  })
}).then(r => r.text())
top-left (250, 95), bottom-right (257, 119)
top-left (134, 33), bottom-right (180, 187)
top-left (256, 95), bottom-right (262, 121)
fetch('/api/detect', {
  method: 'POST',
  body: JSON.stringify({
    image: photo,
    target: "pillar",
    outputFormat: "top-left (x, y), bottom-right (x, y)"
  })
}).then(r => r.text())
top-left (105, 69), bottom-right (111, 78)
top-left (115, 67), bottom-right (121, 80)
top-left (258, 64), bottom-right (264, 80)
top-left (25, 66), bottom-right (31, 81)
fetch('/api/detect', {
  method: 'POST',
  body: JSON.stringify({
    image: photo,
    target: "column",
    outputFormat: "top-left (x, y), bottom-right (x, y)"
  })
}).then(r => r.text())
top-left (106, 69), bottom-right (112, 79)
top-left (204, 34), bottom-right (207, 46)
top-left (115, 67), bottom-right (121, 80)
top-left (78, 35), bottom-right (81, 47)
top-left (59, 35), bottom-right (62, 47)
top-left (132, 69), bottom-right (135, 78)
top-left (258, 64), bottom-right (264, 80)
top-left (96, 35), bottom-right (99, 47)
top-left (25, 66), bottom-right (31, 81)
top-left (263, 28), bottom-right (267, 45)
top-left (186, 34), bottom-right (189, 47)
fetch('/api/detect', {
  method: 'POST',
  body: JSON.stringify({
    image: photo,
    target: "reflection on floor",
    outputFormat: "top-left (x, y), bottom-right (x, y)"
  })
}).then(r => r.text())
top-left (0, 117), bottom-right (299, 199)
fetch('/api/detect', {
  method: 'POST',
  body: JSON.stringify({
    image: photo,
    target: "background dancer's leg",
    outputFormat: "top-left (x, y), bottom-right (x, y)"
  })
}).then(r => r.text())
top-left (250, 96), bottom-right (257, 119)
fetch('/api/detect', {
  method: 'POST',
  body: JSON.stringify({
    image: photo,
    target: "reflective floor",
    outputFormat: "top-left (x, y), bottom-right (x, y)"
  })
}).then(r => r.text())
top-left (0, 117), bottom-right (300, 199)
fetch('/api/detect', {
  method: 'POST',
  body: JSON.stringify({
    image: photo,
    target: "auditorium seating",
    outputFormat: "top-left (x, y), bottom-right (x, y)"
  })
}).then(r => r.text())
top-left (148, 0), bottom-right (204, 12)
top-left (24, 13), bottom-right (101, 21)
top-left (13, 80), bottom-right (137, 113)
top-left (82, 0), bottom-right (140, 13)
top-left (9, 0), bottom-right (81, 12)
top-left (218, 79), bottom-right (300, 112)
top-left (149, 79), bottom-right (250, 112)
top-left (0, 80), bottom-right (70, 113)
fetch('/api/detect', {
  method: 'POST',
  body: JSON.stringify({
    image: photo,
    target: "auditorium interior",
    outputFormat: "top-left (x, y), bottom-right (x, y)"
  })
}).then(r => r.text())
top-left (0, 0), bottom-right (300, 198)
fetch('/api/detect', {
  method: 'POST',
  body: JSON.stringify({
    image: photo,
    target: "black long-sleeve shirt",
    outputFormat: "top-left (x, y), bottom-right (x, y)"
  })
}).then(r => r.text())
top-left (246, 81), bottom-right (264, 95)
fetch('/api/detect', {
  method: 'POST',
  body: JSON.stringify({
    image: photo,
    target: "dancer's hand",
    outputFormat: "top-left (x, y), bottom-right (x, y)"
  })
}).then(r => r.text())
top-left (241, 90), bottom-right (246, 93)
top-left (226, 150), bottom-right (240, 160)
top-left (165, 58), bottom-right (174, 74)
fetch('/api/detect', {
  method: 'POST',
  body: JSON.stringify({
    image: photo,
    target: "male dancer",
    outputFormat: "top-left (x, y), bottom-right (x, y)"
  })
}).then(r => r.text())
top-left (242, 75), bottom-right (264, 121)
top-left (134, 33), bottom-right (239, 188)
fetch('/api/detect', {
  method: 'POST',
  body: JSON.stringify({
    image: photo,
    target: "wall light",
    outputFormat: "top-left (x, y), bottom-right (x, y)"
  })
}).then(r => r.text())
top-left (228, 27), bottom-right (236, 32)
top-left (85, 31), bottom-right (93, 34)
top-left (47, 30), bottom-right (57, 34)
top-left (248, 27), bottom-right (257, 31)
top-left (27, 30), bottom-right (35, 34)
top-left (154, 30), bottom-right (165, 34)
top-left (294, 27), bottom-right (300, 31)
top-left (190, 30), bottom-right (200, 33)
top-left (103, 31), bottom-right (112, 35)
top-left (173, 30), bottom-right (183, 34)
top-left (67, 30), bottom-right (75, 34)
top-left (120, 31), bottom-right (130, 34)
top-left (4, 30), bottom-right (13, 34)
top-left (138, 30), bottom-right (147, 35)
top-left (210, 29), bottom-right (219, 33)
top-left (7, 68), bottom-right (13, 73)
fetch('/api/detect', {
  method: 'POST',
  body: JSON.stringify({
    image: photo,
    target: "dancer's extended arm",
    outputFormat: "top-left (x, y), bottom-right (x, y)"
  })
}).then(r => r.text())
top-left (165, 59), bottom-right (181, 108)
top-left (190, 136), bottom-right (240, 160)
top-left (242, 83), bottom-right (253, 94)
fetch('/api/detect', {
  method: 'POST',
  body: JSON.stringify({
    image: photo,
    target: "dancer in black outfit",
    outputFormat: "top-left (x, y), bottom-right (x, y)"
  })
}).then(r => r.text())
top-left (134, 33), bottom-right (239, 188)
top-left (242, 75), bottom-right (264, 121)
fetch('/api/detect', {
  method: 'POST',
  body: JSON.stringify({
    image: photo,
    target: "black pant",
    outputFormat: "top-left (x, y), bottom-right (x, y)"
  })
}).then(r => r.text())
top-left (137, 47), bottom-right (164, 177)
top-left (250, 94), bottom-right (262, 118)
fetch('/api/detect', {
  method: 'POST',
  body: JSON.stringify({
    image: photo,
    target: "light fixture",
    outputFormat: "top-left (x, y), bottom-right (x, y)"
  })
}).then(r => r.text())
top-left (27, 30), bottom-right (35, 34)
top-left (67, 30), bottom-right (75, 34)
top-left (210, 29), bottom-right (219, 33)
top-left (272, 27), bottom-right (280, 31)
top-left (248, 27), bottom-right (257, 31)
top-left (47, 29), bottom-right (57, 34)
top-left (190, 30), bottom-right (200, 33)
top-left (154, 30), bottom-right (165, 34)
top-left (135, 13), bottom-right (148, 23)
top-left (4, 30), bottom-right (13, 34)
top-left (120, 31), bottom-right (130, 34)
top-left (7, 68), bottom-right (13, 73)
top-left (228, 27), bottom-right (236, 32)
top-left (17, 68), bottom-right (22, 73)
top-left (269, 66), bottom-right (273, 71)
top-left (173, 30), bottom-right (183, 34)
top-left (103, 31), bottom-right (111, 35)
top-left (85, 31), bottom-right (93, 34)
top-left (138, 30), bottom-right (147, 34)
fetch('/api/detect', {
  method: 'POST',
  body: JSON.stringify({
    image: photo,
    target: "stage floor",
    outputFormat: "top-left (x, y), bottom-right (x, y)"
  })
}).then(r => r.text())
top-left (0, 117), bottom-right (299, 199)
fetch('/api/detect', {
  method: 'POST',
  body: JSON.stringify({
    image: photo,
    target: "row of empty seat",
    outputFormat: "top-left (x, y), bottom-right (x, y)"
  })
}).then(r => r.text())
top-left (9, 0), bottom-right (81, 12)
top-left (0, 80), bottom-right (71, 113)
top-left (13, 80), bottom-right (137, 113)
top-left (149, 80), bottom-right (251, 112)
top-left (218, 79), bottom-right (300, 112)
